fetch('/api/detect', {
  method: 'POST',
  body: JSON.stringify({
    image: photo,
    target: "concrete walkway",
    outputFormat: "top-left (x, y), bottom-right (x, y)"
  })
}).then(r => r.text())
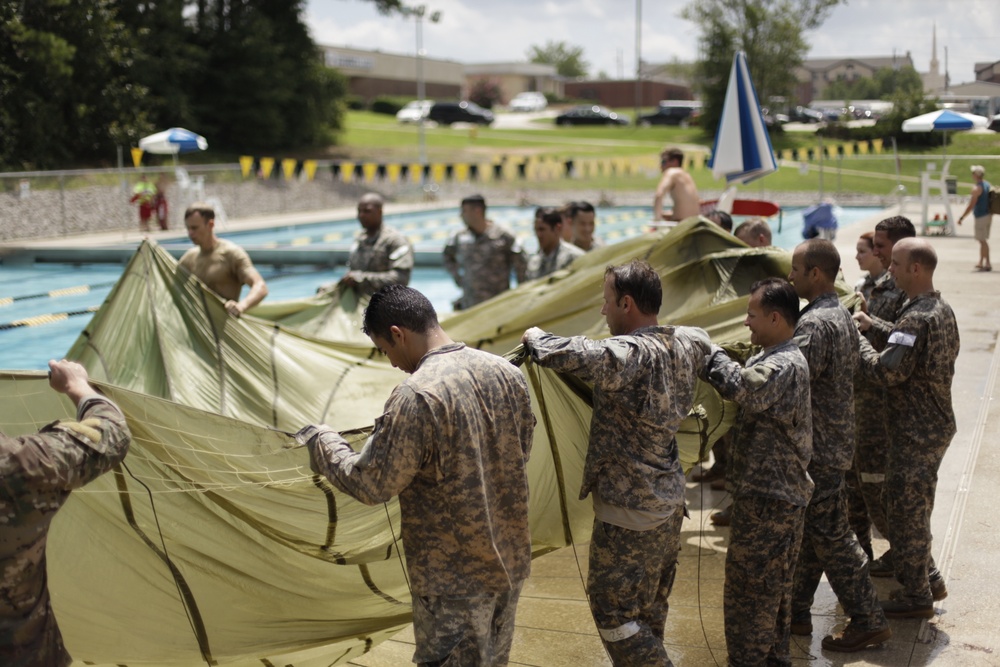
top-left (348, 203), bottom-right (1000, 666)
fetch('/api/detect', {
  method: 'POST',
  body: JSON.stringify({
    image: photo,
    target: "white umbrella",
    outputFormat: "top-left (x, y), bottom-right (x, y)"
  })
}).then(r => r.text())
top-left (709, 51), bottom-right (778, 186)
top-left (138, 128), bottom-right (208, 162)
top-left (902, 109), bottom-right (988, 158)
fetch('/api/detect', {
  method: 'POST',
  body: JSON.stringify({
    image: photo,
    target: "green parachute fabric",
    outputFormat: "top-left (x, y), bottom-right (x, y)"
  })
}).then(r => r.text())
top-left (0, 218), bottom-right (853, 665)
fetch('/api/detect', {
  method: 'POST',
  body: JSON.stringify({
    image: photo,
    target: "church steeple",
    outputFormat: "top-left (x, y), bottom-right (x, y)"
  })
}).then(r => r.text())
top-left (929, 23), bottom-right (939, 75)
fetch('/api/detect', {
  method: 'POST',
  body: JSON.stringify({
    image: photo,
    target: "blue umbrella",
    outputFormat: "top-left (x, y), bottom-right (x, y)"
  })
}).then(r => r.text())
top-left (709, 51), bottom-right (777, 185)
top-left (139, 127), bottom-right (209, 155)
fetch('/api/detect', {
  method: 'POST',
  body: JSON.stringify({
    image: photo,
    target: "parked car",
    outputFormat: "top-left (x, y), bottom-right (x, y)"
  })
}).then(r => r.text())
top-left (396, 100), bottom-right (432, 124)
top-left (555, 105), bottom-right (629, 126)
top-left (427, 101), bottom-right (494, 126)
top-left (787, 106), bottom-right (825, 123)
top-left (509, 92), bottom-right (547, 112)
top-left (638, 103), bottom-right (701, 126)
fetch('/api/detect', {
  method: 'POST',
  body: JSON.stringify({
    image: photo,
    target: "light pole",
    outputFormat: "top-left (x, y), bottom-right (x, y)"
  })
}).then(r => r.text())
top-left (404, 5), bottom-right (441, 168)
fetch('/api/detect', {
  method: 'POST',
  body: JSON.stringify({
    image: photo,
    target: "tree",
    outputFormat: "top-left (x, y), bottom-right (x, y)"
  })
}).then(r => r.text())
top-left (683, 0), bottom-right (844, 136)
top-left (0, 0), bottom-right (151, 169)
top-left (527, 40), bottom-right (589, 78)
top-left (825, 66), bottom-right (924, 102)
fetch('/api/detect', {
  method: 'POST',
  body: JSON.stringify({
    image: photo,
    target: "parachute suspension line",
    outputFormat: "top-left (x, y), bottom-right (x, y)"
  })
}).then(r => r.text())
top-left (526, 362), bottom-right (613, 665)
top-left (268, 325), bottom-right (281, 427)
top-left (383, 502), bottom-right (412, 596)
top-left (115, 461), bottom-right (217, 665)
top-left (692, 412), bottom-right (725, 667)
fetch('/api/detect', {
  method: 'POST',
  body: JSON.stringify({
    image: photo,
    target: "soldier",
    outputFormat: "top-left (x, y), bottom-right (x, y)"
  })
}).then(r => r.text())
top-left (857, 238), bottom-right (959, 619)
top-left (700, 278), bottom-right (813, 667)
top-left (442, 194), bottom-right (527, 310)
top-left (319, 193), bottom-right (414, 296)
top-left (786, 239), bottom-right (891, 651)
top-left (297, 285), bottom-right (534, 665)
top-left (1, 359), bottom-right (131, 666)
top-left (734, 219), bottom-right (773, 248)
top-left (851, 217), bottom-right (920, 580)
top-left (569, 200), bottom-right (605, 252)
top-left (521, 260), bottom-right (713, 667)
top-left (525, 207), bottom-right (585, 280)
top-left (179, 203), bottom-right (269, 317)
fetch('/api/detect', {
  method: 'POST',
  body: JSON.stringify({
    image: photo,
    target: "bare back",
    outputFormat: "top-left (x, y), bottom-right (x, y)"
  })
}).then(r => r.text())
top-left (654, 167), bottom-right (701, 221)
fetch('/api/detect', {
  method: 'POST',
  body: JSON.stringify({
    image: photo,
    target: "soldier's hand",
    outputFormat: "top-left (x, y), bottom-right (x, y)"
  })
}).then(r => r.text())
top-left (521, 327), bottom-right (544, 344)
top-left (48, 359), bottom-right (95, 404)
top-left (339, 273), bottom-right (359, 288)
top-left (225, 300), bottom-right (244, 317)
top-left (856, 292), bottom-right (869, 314)
top-left (853, 311), bottom-right (872, 332)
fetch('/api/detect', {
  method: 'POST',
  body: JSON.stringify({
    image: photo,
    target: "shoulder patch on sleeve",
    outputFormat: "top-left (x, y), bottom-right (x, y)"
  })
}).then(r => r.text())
top-left (389, 245), bottom-right (410, 261)
top-left (888, 331), bottom-right (916, 347)
top-left (743, 363), bottom-right (776, 389)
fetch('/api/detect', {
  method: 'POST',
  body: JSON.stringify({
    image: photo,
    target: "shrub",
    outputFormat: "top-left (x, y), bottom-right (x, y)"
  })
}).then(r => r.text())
top-left (371, 96), bottom-right (412, 116)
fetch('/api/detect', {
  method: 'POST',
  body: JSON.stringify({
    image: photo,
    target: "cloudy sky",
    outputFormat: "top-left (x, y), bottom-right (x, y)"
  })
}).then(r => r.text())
top-left (305, 0), bottom-right (998, 86)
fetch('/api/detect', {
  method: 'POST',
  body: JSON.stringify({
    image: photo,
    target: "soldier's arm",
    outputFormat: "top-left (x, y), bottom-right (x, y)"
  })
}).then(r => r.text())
top-left (442, 236), bottom-right (461, 285)
top-left (702, 348), bottom-right (789, 414)
top-left (522, 329), bottom-right (637, 389)
top-left (509, 236), bottom-right (528, 284)
top-left (864, 314), bottom-right (894, 349)
top-left (299, 386), bottom-right (429, 506)
top-left (349, 239), bottom-right (415, 292)
top-left (2, 361), bottom-right (131, 490)
top-left (857, 315), bottom-right (925, 386)
top-left (792, 318), bottom-right (828, 384)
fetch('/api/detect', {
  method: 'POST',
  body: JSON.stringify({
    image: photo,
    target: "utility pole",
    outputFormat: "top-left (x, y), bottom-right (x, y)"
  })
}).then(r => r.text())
top-left (634, 0), bottom-right (642, 122)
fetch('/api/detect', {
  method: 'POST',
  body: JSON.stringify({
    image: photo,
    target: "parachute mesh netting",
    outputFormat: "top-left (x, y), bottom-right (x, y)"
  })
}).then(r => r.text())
top-left (0, 218), bottom-right (856, 665)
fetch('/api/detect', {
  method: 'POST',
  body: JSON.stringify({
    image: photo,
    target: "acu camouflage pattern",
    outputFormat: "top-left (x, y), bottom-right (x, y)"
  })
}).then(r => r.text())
top-left (791, 466), bottom-right (886, 630)
top-left (442, 222), bottom-right (527, 310)
top-left (851, 271), bottom-right (907, 553)
top-left (701, 341), bottom-right (814, 507)
top-left (307, 343), bottom-right (534, 596)
top-left (525, 240), bottom-right (585, 281)
top-left (858, 291), bottom-right (959, 602)
top-left (410, 582), bottom-right (522, 666)
top-left (793, 292), bottom-right (859, 471)
top-left (345, 224), bottom-right (414, 294)
top-left (0, 397), bottom-right (131, 667)
top-left (525, 325), bottom-right (713, 513)
top-left (587, 512), bottom-right (683, 667)
top-left (725, 495), bottom-right (805, 667)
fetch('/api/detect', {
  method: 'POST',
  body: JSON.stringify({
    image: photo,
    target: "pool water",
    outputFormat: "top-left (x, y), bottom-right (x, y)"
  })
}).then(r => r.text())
top-left (0, 205), bottom-right (883, 370)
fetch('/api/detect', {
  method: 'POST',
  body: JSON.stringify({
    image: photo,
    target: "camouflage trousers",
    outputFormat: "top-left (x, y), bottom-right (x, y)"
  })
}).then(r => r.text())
top-left (852, 386), bottom-right (892, 554)
top-left (886, 436), bottom-right (950, 602)
top-left (791, 466), bottom-right (886, 630)
top-left (411, 581), bottom-right (524, 667)
top-left (845, 458), bottom-right (873, 560)
top-left (587, 510), bottom-right (683, 667)
top-left (725, 496), bottom-right (805, 667)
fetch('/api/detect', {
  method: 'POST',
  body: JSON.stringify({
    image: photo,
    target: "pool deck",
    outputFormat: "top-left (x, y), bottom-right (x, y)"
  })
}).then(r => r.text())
top-left (44, 200), bottom-right (1000, 666)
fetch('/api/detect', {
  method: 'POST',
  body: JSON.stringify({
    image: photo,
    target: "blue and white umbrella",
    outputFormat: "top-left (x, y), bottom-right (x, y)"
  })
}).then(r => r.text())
top-left (139, 127), bottom-right (209, 155)
top-left (902, 109), bottom-right (988, 158)
top-left (709, 51), bottom-right (777, 185)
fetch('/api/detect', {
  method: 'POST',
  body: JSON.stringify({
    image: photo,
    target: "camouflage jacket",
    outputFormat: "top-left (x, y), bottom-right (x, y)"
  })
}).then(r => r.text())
top-left (525, 325), bottom-right (713, 513)
top-left (858, 291), bottom-right (959, 445)
top-left (345, 225), bottom-right (414, 295)
top-left (865, 272), bottom-right (908, 350)
top-left (525, 240), bottom-right (585, 281)
top-left (794, 292), bottom-right (859, 471)
top-left (0, 396), bottom-right (131, 667)
top-left (702, 340), bottom-right (814, 507)
top-left (305, 343), bottom-right (534, 595)
top-left (442, 222), bottom-right (527, 310)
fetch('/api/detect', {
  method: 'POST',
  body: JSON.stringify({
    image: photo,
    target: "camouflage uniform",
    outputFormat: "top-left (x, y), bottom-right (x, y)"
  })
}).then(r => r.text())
top-left (0, 396), bottom-right (131, 667)
top-left (525, 240), bottom-right (585, 281)
top-left (858, 292), bottom-right (959, 604)
top-left (302, 343), bottom-right (534, 665)
top-left (442, 222), bottom-right (527, 310)
top-left (852, 272), bottom-right (908, 553)
top-left (344, 225), bottom-right (414, 294)
top-left (790, 293), bottom-right (886, 632)
top-left (702, 340), bottom-right (812, 667)
top-left (525, 325), bottom-right (713, 667)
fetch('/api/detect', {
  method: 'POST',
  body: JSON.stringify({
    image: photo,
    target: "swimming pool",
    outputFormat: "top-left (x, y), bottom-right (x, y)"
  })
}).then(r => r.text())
top-left (0, 205), bottom-right (884, 370)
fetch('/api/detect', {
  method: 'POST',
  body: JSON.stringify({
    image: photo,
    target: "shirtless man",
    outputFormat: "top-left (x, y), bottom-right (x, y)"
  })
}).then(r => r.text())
top-left (653, 147), bottom-right (701, 222)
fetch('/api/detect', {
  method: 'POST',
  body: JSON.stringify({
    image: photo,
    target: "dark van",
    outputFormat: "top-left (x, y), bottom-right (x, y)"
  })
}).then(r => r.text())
top-left (428, 101), bottom-right (494, 126)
